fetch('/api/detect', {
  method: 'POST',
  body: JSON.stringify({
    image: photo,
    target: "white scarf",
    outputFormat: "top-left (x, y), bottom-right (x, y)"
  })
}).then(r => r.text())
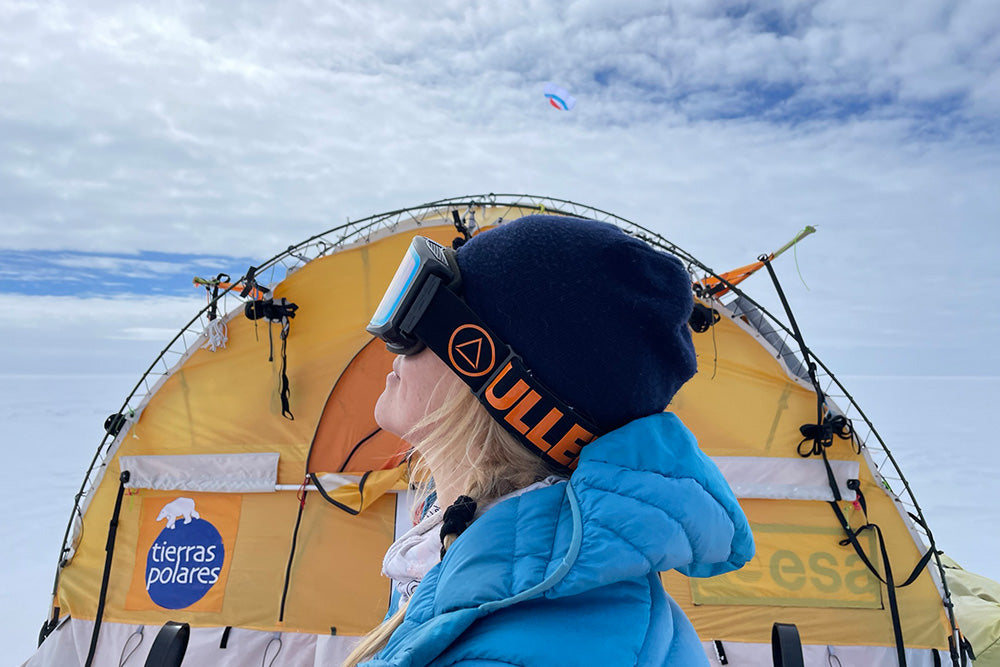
top-left (381, 476), bottom-right (565, 605)
top-left (381, 502), bottom-right (444, 604)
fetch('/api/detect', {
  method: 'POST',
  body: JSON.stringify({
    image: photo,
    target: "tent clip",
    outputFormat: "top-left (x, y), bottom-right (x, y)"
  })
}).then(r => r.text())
top-left (712, 639), bottom-right (728, 664)
top-left (451, 209), bottom-right (471, 248)
top-left (689, 302), bottom-right (720, 333)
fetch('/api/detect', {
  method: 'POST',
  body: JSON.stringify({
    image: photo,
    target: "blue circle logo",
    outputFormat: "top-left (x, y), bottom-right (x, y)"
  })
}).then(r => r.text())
top-left (145, 510), bottom-right (225, 609)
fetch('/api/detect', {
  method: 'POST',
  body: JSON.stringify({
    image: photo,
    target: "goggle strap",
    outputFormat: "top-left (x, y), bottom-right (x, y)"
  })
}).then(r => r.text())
top-left (413, 287), bottom-right (598, 470)
top-left (400, 274), bottom-right (442, 337)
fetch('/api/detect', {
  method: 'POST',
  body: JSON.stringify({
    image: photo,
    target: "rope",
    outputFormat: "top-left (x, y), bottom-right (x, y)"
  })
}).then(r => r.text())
top-left (797, 414), bottom-right (858, 458)
top-left (262, 635), bottom-right (282, 667)
top-left (117, 626), bottom-right (143, 666)
top-left (201, 318), bottom-right (228, 352)
top-left (793, 237), bottom-right (810, 290)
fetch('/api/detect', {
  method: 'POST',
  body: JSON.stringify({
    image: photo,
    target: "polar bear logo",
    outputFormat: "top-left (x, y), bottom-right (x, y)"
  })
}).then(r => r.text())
top-left (156, 497), bottom-right (200, 529)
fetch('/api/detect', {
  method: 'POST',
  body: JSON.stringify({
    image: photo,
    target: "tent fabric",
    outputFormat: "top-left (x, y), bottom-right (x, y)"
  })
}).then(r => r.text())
top-left (308, 337), bottom-right (408, 474)
top-left (941, 555), bottom-right (1000, 665)
top-left (661, 298), bottom-right (950, 649)
top-left (29, 202), bottom-right (976, 666)
top-left (312, 465), bottom-right (410, 514)
top-left (21, 618), bottom-right (362, 667)
top-left (121, 453), bottom-right (280, 493)
top-left (49, 223), bottom-right (462, 642)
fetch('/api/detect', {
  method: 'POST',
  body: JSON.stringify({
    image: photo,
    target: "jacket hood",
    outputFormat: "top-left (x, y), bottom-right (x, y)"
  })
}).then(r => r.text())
top-left (368, 412), bottom-right (754, 666)
top-left (434, 411), bottom-right (754, 612)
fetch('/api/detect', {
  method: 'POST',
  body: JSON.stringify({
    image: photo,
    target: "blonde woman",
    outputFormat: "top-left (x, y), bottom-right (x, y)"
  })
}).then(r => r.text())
top-left (346, 215), bottom-right (754, 666)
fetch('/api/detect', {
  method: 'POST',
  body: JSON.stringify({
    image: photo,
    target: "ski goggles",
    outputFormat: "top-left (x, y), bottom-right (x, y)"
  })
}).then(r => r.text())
top-left (367, 236), bottom-right (599, 470)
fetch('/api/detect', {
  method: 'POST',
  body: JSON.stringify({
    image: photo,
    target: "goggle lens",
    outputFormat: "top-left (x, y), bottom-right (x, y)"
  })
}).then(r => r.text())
top-left (369, 244), bottom-right (421, 329)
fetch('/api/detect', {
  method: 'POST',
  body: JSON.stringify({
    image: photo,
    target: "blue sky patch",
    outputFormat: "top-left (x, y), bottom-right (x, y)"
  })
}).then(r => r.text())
top-left (0, 250), bottom-right (259, 297)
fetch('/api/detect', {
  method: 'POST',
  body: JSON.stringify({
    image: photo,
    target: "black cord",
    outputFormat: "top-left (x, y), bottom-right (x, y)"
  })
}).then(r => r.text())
top-left (278, 491), bottom-right (307, 621)
top-left (85, 471), bottom-right (130, 667)
top-left (262, 635), bottom-right (282, 667)
top-left (797, 414), bottom-right (857, 457)
top-left (339, 428), bottom-right (383, 473)
top-left (118, 627), bottom-right (143, 666)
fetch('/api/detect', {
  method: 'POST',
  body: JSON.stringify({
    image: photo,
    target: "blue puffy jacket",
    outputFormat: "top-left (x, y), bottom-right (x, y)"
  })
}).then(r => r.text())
top-left (362, 413), bottom-right (755, 666)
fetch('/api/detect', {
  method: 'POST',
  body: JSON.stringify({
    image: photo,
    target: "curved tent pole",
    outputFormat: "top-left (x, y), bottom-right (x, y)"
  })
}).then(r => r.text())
top-left (43, 194), bottom-right (959, 663)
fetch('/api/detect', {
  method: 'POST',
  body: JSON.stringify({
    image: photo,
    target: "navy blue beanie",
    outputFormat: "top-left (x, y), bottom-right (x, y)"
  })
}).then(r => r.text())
top-left (455, 215), bottom-right (697, 434)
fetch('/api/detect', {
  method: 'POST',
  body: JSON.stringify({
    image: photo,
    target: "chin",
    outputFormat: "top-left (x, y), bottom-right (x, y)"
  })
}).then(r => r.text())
top-left (374, 391), bottom-right (403, 437)
top-left (373, 393), bottom-right (392, 433)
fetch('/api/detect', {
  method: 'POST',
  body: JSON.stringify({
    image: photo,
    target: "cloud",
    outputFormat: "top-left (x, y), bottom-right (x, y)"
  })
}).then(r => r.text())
top-left (2, 0), bottom-right (997, 253)
top-left (114, 326), bottom-right (187, 341)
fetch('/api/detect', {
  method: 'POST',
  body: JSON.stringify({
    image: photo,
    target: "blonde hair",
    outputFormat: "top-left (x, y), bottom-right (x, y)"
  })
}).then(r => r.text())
top-left (342, 378), bottom-right (563, 666)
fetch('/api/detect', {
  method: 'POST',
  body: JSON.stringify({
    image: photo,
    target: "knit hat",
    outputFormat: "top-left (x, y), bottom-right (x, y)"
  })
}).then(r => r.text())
top-left (455, 215), bottom-right (697, 434)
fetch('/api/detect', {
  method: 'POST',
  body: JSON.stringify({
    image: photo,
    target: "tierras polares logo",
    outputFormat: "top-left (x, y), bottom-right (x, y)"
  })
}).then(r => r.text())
top-left (145, 497), bottom-right (225, 609)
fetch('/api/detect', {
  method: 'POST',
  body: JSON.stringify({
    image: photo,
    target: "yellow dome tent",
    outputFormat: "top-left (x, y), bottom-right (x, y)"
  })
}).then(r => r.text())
top-left (25, 195), bottom-right (983, 666)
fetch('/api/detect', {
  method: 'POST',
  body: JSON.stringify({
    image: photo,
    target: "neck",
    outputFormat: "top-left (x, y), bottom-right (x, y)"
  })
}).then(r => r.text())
top-left (432, 475), bottom-right (465, 512)
top-left (423, 454), bottom-right (470, 512)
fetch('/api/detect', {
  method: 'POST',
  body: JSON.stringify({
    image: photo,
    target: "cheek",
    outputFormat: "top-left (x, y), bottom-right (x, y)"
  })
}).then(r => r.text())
top-left (374, 372), bottom-right (424, 437)
top-left (374, 351), bottom-right (457, 437)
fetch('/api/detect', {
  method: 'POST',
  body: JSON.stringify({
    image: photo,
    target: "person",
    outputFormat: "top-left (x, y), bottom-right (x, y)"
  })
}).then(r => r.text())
top-left (344, 215), bottom-right (754, 666)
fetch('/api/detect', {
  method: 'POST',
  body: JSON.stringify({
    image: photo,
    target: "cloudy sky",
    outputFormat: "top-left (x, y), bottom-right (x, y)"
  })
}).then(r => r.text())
top-left (3, 0), bottom-right (999, 375)
top-left (3, 0), bottom-right (1000, 658)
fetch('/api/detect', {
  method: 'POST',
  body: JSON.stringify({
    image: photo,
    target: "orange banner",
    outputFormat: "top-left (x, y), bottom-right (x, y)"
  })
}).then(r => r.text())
top-left (126, 492), bottom-right (242, 612)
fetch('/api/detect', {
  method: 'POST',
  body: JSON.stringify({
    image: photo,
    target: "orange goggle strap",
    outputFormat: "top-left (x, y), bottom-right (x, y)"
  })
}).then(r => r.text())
top-left (410, 277), bottom-right (599, 471)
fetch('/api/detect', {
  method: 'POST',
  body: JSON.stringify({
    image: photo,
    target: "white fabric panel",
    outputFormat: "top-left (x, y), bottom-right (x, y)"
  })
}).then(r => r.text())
top-left (712, 456), bottom-right (860, 502)
top-left (314, 472), bottom-right (363, 493)
top-left (700, 639), bottom-right (942, 666)
top-left (119, 453), bottom-right (279, 493)
top-left (23, 618), bottom-right (362, 667)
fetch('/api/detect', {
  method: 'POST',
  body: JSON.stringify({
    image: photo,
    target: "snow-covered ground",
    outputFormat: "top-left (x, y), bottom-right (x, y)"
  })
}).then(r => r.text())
top-left (3, 374), bottom-right (136, 665)
top-left (4, 371), bottom-right (998, 665)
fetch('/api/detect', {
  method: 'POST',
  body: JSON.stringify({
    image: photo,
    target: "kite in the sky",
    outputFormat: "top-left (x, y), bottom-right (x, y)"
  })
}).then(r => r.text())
top-left (544, 82), bottom-right (576, 110)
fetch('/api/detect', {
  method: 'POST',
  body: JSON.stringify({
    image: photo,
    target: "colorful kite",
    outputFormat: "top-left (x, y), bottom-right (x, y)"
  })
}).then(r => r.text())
top-left (544, 82), bottom-right (576, 110)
